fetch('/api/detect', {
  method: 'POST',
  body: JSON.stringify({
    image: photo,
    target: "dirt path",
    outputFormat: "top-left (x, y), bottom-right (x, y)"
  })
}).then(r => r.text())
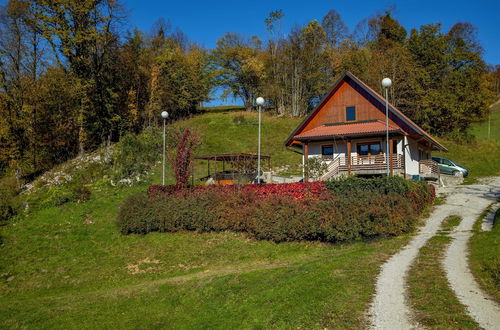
top-left (368, 196), bottom-right (452, 329)
top-left (442, 182), bottom-right (500, 329)
top-left (369, 178), bottom-right (500, 329)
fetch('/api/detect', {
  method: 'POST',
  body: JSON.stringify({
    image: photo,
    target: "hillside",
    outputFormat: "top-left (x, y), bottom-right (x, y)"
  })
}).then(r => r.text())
top-left (433, 102), bottom-right (500, 182)
top-left (0, 109), bottom-right (412, 328)
top-left (1, 106), bottom-right (499, 327)
top-left (471, 101), bottom-right (500, 140)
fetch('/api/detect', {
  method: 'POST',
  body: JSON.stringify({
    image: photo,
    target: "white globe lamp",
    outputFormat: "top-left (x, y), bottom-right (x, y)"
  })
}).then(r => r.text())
top-left (256, 97), bottom-right (265, 106)
top-left (381, 78), bottom-right (392, 88)
top-left (161, 111), bottom-right (169, 119)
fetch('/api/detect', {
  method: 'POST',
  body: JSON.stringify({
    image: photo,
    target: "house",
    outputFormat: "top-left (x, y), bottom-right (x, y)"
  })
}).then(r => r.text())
top-left (284, 72), bottom-right (446, 181)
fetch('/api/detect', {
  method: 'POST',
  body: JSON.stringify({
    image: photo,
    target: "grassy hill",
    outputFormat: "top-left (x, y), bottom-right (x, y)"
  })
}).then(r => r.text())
top-left (0, 106), bottom-right (498, 327)
top-left (433, 102), bottom-right (500, 182)
top-left (0, 108), bottom-right (410, 328)
top-left (176, 110), bottom-right (303, 179)
top-left (471, 102), bottom-right (500, 140)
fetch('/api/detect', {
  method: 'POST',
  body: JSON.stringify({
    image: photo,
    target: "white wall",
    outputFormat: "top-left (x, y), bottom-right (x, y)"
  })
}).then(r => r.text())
top-left (308, 141), bottom-right (347, 159)
top-left (403, 136), bottom-right (420, 176)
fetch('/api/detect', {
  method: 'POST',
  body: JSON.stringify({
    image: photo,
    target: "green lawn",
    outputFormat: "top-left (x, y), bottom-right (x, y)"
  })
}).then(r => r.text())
top-left (0, 181), bottom-right (411, 328)
top-left (469, 205), bottom-right (500, 304)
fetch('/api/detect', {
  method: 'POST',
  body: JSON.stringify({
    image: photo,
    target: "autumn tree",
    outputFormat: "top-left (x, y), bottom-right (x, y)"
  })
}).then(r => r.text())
top-left (212, 33), bottom-right (266, 110)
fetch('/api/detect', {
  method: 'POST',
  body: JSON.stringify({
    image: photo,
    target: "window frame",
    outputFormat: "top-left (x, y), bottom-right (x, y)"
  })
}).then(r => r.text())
top-left (345, 106), bottom-right (356, 122)
top-left (356, 142), bottom-right (382, 156)
top-left (321, 144), bottom-right (334, 158)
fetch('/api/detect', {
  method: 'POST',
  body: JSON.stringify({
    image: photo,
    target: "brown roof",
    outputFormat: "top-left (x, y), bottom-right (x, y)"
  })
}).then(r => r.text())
top-left (294, 120), bottom-right (402, 140)
top-left (284, 72), bottom-right (447, 152)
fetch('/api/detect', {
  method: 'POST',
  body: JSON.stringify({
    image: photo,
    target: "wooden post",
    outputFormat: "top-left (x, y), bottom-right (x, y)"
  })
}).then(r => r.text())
top-left (347, 140), bottom-right (352, 176)
top-left (304, 142), bottom-right (309, 182)
top-left (389, 136), bottom-right (393, 176)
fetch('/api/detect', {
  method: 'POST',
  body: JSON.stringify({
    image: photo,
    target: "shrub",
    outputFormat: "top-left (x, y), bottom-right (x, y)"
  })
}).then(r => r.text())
top-left (116, 193), bottom-right (157, 234)
top-left (147, 182), bottom-right (329, 201)
top-left (325, 176), bottom-right (412, 195)
top-left (118, 178), bottom-right (434, 244)
top-left (112, 128), bottom-right (161, 180)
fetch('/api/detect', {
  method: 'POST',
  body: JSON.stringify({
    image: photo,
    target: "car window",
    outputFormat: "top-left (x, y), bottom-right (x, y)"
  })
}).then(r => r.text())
top-left (443, 159), bottom-right (453, 166)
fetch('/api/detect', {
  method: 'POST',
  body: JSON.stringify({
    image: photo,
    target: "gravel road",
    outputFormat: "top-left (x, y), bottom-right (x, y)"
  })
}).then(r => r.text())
top-left (369, 177), bottom-right (500, 329)
top-left (442, 180), bottom-right (500, 330)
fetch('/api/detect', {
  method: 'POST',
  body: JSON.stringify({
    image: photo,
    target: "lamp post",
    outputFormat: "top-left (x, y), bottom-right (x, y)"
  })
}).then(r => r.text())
top-left (161, 111), bottom-right (169, 185)
top-left (381, 78), bottom-right (392, 176)
top-left (256, 97), bottom-right (265, 183)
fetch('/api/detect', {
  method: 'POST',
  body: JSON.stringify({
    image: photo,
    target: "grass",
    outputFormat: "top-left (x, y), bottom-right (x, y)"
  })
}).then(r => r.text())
top-left (408, 215), bottom-right (480, 329)
top-left (199, 105), bottom-right (246, 113)
top-left (173, 110), bottom-right (303, 178)
top-left (433, 102), bottom-right (500, 183)
top-left (0, 179), bottom-right (411, 328)
top-left (471, 102), bottom-right (500, 141)
top-left (469, 203), bottom-right (500, 304)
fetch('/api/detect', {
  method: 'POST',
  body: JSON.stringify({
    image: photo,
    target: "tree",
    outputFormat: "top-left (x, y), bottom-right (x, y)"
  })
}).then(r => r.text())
top-left (34, 0), bottom-right (124, 152)
top-left (147, 41), bottom-right (212, 122)
top-left (212, 33), bottom-right (265, 110)
top-left (407, 22), bottom-right (490, 136)
top-left (321, 9), bottom-right (348, 48)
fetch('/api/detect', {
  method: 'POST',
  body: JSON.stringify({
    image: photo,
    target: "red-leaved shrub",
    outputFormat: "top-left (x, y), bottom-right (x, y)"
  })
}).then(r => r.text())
top-left (148, 182), bottom-right (329, 201)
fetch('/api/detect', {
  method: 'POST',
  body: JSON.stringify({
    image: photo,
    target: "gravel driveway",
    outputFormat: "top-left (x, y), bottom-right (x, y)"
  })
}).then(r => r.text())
top-left (369, 177), bottom-right (500, 329)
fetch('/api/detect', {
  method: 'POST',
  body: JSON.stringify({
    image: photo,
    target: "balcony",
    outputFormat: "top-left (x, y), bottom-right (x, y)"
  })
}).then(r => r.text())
top-left (320, 154), bottom-right (403, 180)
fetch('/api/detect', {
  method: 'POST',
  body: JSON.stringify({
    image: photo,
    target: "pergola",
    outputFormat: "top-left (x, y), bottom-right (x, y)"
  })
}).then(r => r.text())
top-left (194, 153), bottom-right (271, 184)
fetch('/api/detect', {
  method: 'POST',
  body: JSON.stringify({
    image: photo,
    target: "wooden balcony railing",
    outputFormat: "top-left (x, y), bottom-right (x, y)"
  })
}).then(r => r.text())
top-left (319, 154), bottom-right (403, 180)
top-left (337, 154), bottom-right (403, 172)
top-left (419, 159), bottom-right (440, 178)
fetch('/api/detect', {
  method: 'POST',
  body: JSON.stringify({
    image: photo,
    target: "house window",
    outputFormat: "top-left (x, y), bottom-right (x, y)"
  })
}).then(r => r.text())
top-left (357, 142), bottom-right (381, 156)
top-left (322, 145), bottom-right (334, 157)
top-left (346, 106), bottom-right (356, 121)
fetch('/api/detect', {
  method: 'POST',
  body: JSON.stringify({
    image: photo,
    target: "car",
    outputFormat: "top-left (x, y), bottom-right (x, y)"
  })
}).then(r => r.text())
top-left (431, 156), bottom-right (469, 177)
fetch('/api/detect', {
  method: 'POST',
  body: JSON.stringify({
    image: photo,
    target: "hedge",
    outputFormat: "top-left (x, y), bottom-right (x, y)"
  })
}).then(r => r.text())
top-left (117, 177), bottom-right (435, 244)
top-left (148, 181), bottom-right (329, 200)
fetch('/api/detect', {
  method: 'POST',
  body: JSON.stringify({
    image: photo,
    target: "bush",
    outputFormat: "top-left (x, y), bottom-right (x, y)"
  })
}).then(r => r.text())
top-left (325, 176), bottom-right (412, 195)
top-left (148, 182), bottom-right (329, 201)
top-left (118, 178), bottom-right (435, 244)
top-left (112, 128), bottom-right (161, 180)
top-left (116, 193), bottom-right (157, 234)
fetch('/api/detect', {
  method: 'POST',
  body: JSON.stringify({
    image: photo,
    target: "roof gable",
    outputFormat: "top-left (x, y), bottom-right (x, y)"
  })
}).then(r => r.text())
top-left (285, 72), bottom-right (447, 151)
